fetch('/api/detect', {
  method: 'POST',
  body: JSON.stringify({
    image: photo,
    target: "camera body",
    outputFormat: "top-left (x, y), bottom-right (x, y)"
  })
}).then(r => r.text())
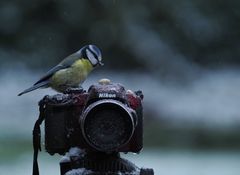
top-left (44, 80), bottom-right (143, 155)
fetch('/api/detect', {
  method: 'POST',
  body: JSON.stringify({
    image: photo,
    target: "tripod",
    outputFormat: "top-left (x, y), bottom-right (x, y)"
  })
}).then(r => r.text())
top-left (60, 148), bottom-right (154, 175)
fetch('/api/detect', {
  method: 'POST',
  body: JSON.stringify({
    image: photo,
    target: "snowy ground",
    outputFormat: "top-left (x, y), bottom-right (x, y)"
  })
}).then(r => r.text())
top-left (1, 67), bottom-right (240, 136)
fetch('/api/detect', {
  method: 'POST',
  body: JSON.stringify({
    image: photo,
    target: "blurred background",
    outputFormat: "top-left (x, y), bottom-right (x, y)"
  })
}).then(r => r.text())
top-left (1, 0), bottom-right (240, 174)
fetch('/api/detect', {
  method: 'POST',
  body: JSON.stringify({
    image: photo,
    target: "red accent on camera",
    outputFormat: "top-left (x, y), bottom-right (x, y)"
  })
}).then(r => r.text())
top-left (126, 92), bottom-right (142, 110)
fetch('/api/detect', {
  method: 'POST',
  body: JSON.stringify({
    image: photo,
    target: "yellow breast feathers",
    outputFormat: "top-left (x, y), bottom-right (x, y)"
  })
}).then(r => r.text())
top-left (50, 59), bottom-right (93, 92)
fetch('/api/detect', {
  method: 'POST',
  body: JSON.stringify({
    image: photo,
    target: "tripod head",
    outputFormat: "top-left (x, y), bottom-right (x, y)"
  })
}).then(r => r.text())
top-left (60, 147), bottom-right (153, 175)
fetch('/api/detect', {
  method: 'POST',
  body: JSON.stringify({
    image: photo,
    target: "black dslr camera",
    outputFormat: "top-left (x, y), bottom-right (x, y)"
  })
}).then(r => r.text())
top-left (43, 79), bottom-right (143, 155)
top-left (32, 79), bottom-right (154, 175)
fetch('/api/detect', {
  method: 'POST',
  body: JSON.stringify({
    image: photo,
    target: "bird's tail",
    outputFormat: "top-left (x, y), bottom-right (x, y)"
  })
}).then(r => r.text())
top-left (18, 81), bottom-right (49, 96)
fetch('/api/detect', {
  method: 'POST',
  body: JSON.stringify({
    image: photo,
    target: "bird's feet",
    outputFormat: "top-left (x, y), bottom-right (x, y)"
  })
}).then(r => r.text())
top-left (64, 87), bottom-right (84, 94)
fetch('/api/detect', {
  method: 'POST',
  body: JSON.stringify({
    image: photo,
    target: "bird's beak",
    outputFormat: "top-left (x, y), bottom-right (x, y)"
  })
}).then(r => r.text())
top-left (99, 61), bottom-right (104, 66)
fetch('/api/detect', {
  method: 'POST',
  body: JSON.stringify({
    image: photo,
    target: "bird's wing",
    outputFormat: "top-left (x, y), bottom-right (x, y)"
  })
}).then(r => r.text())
top-left (59, 52), bottom-right (81, 66)
top-left (34, 54), bottom-right (80, 85)
top-left (18, 81), bottom-right (49, 96)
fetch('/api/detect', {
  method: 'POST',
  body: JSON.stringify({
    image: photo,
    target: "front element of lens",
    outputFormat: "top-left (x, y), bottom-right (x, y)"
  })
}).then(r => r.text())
top-left (80, 99), bottom-right (135, 152)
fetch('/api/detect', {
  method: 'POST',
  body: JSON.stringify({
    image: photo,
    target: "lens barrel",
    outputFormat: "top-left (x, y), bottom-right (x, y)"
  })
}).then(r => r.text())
top-left (80, 99), bottom-right (136, 152)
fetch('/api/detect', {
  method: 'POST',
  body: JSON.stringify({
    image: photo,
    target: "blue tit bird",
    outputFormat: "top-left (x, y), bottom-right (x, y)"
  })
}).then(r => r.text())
top-left (18, 45), bottom-right (103, 96)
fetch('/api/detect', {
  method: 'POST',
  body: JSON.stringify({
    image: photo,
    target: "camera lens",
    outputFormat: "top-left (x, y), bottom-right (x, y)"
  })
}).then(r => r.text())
top-left (80, 99), bottom-right (135, 152)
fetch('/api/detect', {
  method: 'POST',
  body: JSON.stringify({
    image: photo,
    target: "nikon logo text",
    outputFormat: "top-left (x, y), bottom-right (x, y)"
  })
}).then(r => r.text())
top-left (99, 93), bottom-right (116, 98)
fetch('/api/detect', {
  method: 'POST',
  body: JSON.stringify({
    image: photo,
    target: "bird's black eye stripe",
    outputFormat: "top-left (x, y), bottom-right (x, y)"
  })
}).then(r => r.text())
top-left (88, 47), bottom-right (98, 59)
top-left (89, 45), bottom-right (101, 57)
